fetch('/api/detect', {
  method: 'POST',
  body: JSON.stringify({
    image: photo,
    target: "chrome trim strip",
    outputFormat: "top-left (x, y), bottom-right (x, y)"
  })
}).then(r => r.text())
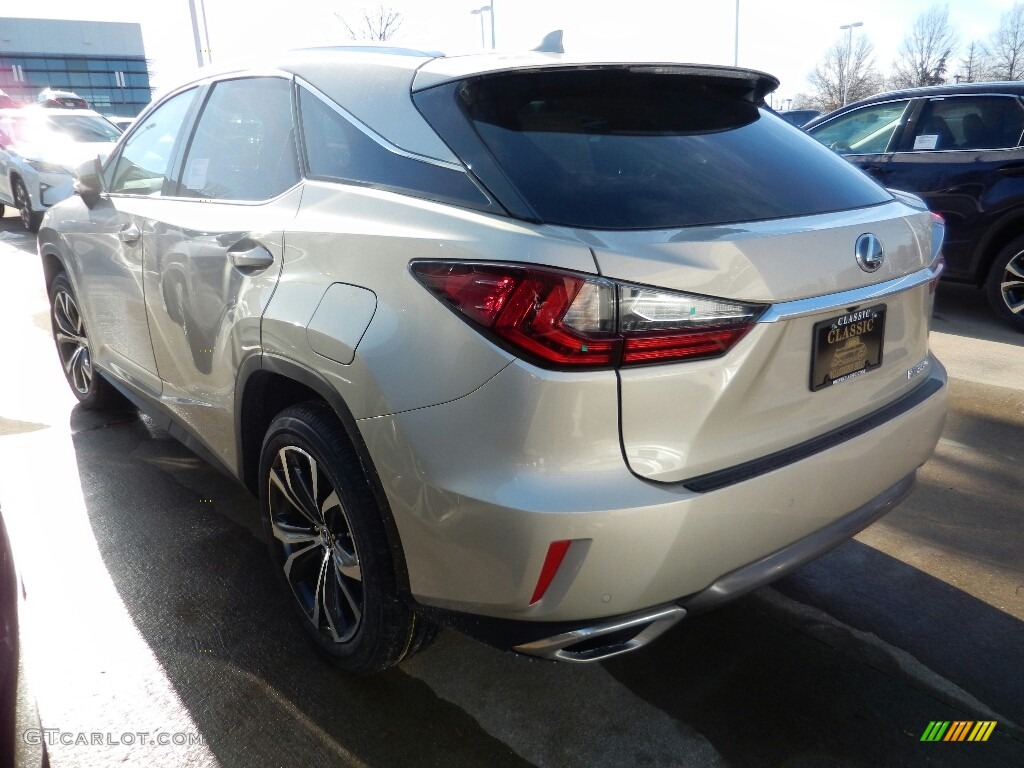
top-left (512, 605), bottom-right (686, 662)
top-left (758, 264), bottom-right (939, 323)
top-left (295, 76), bottom-right (464, 171)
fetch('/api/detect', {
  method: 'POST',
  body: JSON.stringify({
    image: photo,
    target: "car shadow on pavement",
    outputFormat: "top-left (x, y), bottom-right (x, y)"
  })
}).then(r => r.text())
top-left (68, 410), bottom-right (534, 768)
top-left (63, 407), bottom-right (1024, 768)
top-left (774, 539), bottom-right (1024, 724)
top-left (605, 565), bottom-right (1023, 768)
top-left (933, 282), bottom-right (1024, 346)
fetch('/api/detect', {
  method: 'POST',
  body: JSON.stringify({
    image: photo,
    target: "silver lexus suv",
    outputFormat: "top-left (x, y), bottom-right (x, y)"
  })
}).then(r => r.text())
top-left (38, 46), bottom-right (948, 674)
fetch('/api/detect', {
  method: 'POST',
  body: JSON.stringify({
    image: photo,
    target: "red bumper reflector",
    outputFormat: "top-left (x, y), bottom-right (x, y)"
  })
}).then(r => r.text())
top-left (530, 540), bottom-right (572, 605)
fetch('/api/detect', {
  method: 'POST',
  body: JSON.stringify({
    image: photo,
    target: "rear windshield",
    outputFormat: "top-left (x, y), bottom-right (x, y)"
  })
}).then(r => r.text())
top-left (416, 69), bottom-right (892, 229)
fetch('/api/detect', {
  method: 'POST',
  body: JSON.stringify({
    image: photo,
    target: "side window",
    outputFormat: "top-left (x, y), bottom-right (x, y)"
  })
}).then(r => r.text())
top-left (106, 88), bottom-right (198, 195)
top-left (903, 96), bottom-right (1024, 152)
top-left (298, 86), bottom-right (490, 209)
top-left (180, 77), bottom-right (299, 201)
top-left (808, 100), bottom-right (912, 155)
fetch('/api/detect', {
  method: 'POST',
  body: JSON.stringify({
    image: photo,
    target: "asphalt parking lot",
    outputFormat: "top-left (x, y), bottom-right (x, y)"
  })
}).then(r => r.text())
top-left (0, 211), bottom-right (1021, 768)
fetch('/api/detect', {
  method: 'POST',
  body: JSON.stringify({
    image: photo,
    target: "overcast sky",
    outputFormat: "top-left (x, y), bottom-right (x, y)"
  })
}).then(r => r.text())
top-left (2, 0), bottom-right (1016, 105)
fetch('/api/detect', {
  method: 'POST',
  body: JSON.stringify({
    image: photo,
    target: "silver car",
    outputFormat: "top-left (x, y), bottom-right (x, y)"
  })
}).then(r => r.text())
top-left (38, 46), bottom-right (948, 674)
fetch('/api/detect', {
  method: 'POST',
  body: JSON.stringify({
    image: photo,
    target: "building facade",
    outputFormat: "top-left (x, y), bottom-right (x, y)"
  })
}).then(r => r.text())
top-left (0, 18), bottom-right (151, 117)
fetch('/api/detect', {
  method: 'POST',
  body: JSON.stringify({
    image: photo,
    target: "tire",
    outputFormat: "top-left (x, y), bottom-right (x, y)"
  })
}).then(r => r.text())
top-left (985, 236), bottom-right (1024, 332)
top-left (259, 401), bottom-right (436, 674)
top-left (13, 178), bottom-right (42, 233)
top-left (49, 273), bottom-right (125, 409)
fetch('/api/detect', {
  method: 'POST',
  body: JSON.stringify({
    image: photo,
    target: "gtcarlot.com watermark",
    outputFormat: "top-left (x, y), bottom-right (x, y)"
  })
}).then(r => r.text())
top-left (23, 729), bottom-right (205, 747)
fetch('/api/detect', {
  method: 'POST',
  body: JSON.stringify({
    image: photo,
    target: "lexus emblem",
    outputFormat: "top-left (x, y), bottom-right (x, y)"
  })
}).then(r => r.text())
top-left (855, 234), bottom-right (884, 272)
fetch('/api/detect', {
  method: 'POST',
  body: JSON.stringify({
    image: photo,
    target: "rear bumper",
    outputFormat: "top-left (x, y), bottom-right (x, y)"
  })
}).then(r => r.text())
top-left (417, 470), bottom-right (916, 660)
top-left (360, 354), bottom-right (947, 628)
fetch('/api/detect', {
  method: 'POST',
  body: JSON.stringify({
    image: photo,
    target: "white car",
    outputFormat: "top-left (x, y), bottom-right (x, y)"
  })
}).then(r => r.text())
top-left (0, 107), bottom-right (121, 231)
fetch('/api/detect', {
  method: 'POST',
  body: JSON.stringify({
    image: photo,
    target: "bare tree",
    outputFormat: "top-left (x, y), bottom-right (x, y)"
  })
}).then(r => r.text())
top-left (807, 36), bottom-right (881, 113)
top-left (791, 93), bottom-right (814, 109)
top-left (955, 42), bottom-right (987, 83)
top-left (983, 2), bottom-right (1024, 80)
top-left (336, 5), bottom-right (403, 42)
top-left (891, 4), bottom-right (958, 87)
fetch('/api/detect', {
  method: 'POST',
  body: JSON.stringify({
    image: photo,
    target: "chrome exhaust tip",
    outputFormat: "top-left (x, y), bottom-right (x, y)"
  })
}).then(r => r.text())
top-left (512, 605), bottom-right (686, 662)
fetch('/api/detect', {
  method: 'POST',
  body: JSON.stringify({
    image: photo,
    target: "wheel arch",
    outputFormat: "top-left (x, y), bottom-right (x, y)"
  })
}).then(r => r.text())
top-left (972, 209), bottom-right (1024, 285)
top-left (39, 247), bottom-right (66, 292)
top-left (235, 354), bottom-right (412, 598)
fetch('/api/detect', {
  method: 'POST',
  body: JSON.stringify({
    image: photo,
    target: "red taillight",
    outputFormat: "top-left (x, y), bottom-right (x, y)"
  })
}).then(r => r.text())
top-left (411, 261), bottom-right (763, 369)
top-left (622, 326), bottom-right (753, 363)
top-left (530, 540), bottom-right (572, 605)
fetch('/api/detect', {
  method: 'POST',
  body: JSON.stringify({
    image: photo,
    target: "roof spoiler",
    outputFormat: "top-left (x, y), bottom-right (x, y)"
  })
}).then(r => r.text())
top-left (626, 64), bottom-right (779, 104)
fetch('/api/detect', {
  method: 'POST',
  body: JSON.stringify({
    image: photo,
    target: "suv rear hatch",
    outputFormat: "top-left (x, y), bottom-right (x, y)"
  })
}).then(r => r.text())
top-left (413, 64), bottom-right (942, 482)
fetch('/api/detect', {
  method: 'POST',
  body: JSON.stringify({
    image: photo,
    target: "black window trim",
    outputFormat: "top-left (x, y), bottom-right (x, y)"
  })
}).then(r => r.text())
top-left (294, 76), bottom-right (465, 173)
top-left (294, 76), bottom-right (496, 212)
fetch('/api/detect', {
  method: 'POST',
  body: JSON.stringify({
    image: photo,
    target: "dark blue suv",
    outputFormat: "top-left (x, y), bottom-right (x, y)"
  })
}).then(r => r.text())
top-left (806, 82), bottom-right (1024, 331)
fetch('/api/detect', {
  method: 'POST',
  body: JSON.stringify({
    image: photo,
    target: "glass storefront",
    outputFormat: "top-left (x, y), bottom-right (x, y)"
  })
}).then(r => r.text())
top-left (0, 54), bottom-right (152, 117)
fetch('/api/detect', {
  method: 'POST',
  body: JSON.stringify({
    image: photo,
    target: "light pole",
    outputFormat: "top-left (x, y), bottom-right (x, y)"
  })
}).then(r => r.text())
top-left (188, 0), bottom-right (203, 67)
top-left (187, 0), bottom-right (213, 66)
top-left (471, 6), bottom-right (490, 48)
top-left (734, 0), bottom-right (740, 66)
top-left (839, 21), bottom-right (863, 106)
top-left (490, 0), bottom-right (496, 49)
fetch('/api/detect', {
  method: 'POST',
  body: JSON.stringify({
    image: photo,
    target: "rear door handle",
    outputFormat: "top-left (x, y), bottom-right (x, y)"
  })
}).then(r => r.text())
top-left (117, 223), bottom-right (141, 244)
top-left (228, 243), bottom-right (274, 270)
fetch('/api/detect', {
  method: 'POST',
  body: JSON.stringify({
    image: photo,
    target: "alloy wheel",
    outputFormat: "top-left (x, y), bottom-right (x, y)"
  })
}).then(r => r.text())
top-left (267, 445), bottom-right (362, 643)
top-left (998, 249), bottom-right (1024, 317)
top-left (52, 287), bottom-right (93, 395)
top-left (15, 181), bottom-right (32, 231)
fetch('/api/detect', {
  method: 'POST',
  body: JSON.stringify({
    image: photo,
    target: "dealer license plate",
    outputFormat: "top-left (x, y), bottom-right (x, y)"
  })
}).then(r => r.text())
top-left (810, 304), bottom-right (886, 391)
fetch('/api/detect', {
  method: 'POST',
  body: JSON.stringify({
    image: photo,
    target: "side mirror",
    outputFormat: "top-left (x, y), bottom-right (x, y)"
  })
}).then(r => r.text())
top-left (74, 157), bottom-right (104, 208)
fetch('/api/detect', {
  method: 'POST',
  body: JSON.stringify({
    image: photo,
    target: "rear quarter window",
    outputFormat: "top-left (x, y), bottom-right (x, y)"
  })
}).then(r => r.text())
top-left (298, 85), bottom-right (492, 210)
top-left (415, 68), bottom-right (893, 230)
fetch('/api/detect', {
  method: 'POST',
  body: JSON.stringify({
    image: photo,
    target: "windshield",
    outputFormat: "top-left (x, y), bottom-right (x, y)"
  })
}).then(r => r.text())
top-left (807, 101), bottom-right (911, 155)
top-left (6, 114), bottom-right (120, 144)
top-left (417, 68), bottom-right (893, 229)
top-left (46, 114), bottom-right (121, 142)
